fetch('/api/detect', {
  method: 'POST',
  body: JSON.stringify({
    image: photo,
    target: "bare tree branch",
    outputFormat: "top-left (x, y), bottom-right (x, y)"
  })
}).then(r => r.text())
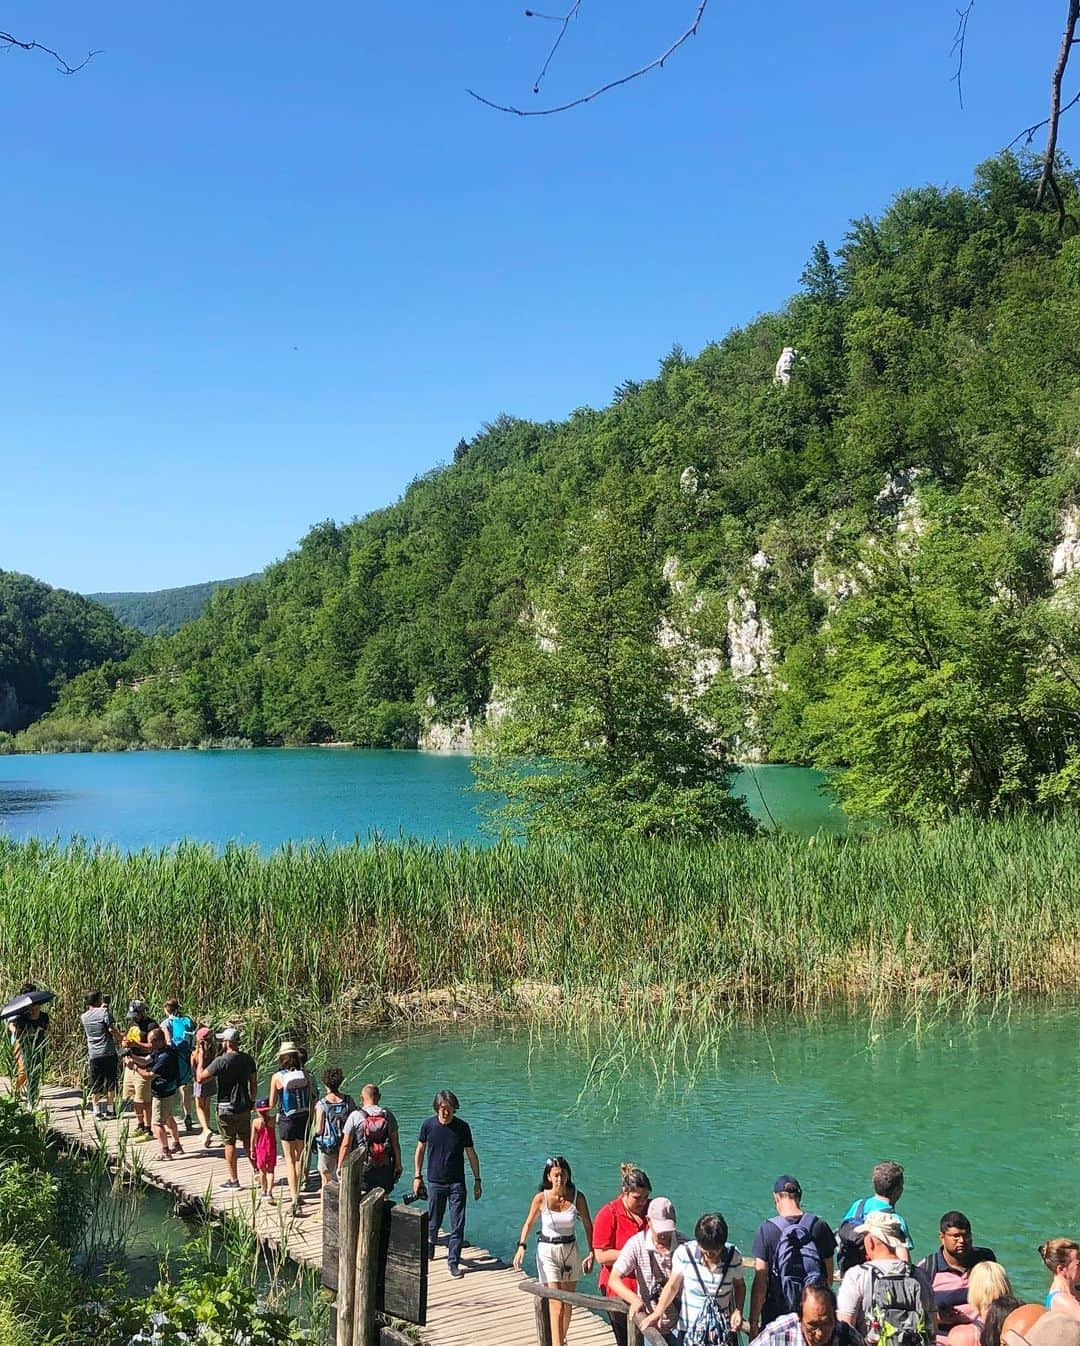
top-left (0, 29), bottom-right (98, 74)
top-left (527, 2), bottom-right (584, 96)
top-left (950, 2), bottom-right (975, 110)
top-left (1035, 0), bottom-right (1079, 223)
top-left (468, 0), bottom-right (710, 116)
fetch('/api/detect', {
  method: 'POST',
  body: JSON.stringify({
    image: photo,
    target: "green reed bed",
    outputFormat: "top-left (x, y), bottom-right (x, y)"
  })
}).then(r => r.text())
top-left (1, 816), bottom-right (1078, 1073)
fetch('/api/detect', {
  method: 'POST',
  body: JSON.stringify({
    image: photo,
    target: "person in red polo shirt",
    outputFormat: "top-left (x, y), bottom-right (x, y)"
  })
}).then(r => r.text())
top-left (593, 1165), bottom-right (652, 1346)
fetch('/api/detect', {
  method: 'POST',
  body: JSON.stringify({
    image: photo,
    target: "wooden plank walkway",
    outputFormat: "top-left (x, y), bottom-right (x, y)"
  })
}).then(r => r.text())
top-left (41, 1086), bottom-right (616, 1346)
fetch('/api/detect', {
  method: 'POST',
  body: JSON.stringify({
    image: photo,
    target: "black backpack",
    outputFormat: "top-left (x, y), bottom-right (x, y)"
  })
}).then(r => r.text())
top-left (836, 1199), bottom-right (869, 1276)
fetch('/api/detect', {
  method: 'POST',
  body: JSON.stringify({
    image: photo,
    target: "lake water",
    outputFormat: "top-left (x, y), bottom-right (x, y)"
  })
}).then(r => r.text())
top-left (336, 1011), bottom-right (1067, 1302)
top-left (0, 749), bottom-right (842, 850)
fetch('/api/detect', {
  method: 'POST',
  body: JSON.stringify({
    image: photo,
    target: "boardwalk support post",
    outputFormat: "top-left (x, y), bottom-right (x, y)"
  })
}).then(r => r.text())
top-left (337, 1152), bottom-right (366, 1346)
top-left (534, 1289), bottom-right (554, 1346)
top-left (354, 1188), bottom-right (385, 1346)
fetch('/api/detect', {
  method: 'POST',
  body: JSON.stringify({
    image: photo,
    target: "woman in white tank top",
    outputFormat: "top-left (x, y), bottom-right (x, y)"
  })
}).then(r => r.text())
top-left (513, 1156), bottom-right (595, 1346)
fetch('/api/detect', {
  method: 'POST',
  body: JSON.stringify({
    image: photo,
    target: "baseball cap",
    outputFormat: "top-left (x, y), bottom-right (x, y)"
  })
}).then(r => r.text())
top-left (217, 1027), bottom-right (239, 1043)
top-left (195, 1026), bottom-right (212, 1043)
top-left (854, 1209), bottom-right (907, 1252)
top-left (647, 1198), bottom-right (677, 1233)
top-left (773, 1175), bottom-right (802, 1197)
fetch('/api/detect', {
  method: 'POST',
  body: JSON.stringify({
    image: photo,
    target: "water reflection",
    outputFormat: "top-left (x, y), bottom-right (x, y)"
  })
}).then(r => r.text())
top-left (0, 782), bottom-right (74, 816)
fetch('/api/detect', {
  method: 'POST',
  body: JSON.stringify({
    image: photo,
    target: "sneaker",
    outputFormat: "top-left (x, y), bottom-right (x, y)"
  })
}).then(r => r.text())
top-left (170, 1144), bottom-right (185, 1156)
top-left (218, 1179), bottom-right (241, 1191)
top-left (448, 1263), bottom-right (464, 1279)
top-left (184, 1115), bottom-right (195, 1133)
top-left (158, 1150), bottom-right (172, 1161)
top-left (202, 1133), bottom-right (214, 1150)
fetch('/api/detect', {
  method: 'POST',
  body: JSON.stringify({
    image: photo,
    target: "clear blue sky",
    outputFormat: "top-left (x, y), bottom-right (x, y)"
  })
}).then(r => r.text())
top-left (1, 0), bottom-right (1066, 592)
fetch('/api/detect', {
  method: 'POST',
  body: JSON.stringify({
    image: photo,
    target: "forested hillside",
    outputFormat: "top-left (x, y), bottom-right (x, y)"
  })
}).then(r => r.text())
top-left (0, 573), bottom-right (139, 734)
top-left (24, 156), bottom-right (1080, 819)
top-left (87, 576), bottom-right (259, 636)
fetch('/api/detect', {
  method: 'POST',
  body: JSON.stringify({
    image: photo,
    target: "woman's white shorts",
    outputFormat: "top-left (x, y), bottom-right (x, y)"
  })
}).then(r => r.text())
top-left (536, 1240), bottom-right (582, 1284)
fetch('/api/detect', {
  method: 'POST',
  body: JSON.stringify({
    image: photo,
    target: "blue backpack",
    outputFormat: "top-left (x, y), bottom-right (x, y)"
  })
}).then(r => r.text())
top-left (315, 1098), bottom-right (354, 1152)
top-left (279, 1069), bottom-right (312, 1117)
top-left (770, 1214), bottom-right (825, 1313)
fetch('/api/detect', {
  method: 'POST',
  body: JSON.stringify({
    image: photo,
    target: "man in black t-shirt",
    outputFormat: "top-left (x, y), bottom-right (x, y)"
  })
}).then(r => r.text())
top-left (412, 1089), bottom-right (482, 1279)
top-left (198, 1027), bottom-right (258, 1191)
top-left (750, 1176), bottom-right (836, 1336)
top-left (136, 1027), bottom-right (183, 1161)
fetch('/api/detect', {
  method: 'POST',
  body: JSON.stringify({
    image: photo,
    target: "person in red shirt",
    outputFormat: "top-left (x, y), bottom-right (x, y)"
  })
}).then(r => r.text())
top-left (592, 1164), bottom-right (652, 1346)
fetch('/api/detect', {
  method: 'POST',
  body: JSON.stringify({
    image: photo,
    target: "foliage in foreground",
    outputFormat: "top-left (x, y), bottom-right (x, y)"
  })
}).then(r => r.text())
top-left (18, 155), bottom-right (1080, 824)
top-left (0, 1092), bottom-right (308, 1346)
top-left (3, 820), bottom-right (1080, 1072)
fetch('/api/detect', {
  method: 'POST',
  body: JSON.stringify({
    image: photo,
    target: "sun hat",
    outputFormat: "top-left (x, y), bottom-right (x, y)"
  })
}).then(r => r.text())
top-left (217, 1027), bottom-right (239, 1043)
top-left (773, 1175), bottom-right (802, 1197)
top-left (854, 1209), bottom-right (908, 1252)
top-left (647, 1197), bottom-right (677, 1233)
top-left (278, 1039), bottom-right (302, 1056)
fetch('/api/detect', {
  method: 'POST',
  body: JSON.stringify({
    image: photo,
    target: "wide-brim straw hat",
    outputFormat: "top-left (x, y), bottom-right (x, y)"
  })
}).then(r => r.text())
top-left (278, 1039), bottom-right (302, 1056)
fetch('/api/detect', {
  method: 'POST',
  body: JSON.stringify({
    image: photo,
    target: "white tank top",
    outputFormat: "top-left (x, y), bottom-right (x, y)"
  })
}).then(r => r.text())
top-left (540, 1192), bottom-right (578, 1238)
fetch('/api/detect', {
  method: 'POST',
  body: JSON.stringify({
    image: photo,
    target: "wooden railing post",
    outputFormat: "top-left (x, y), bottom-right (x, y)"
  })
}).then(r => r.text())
top-left (534, 1290), bottom-right (554, 1346)
top-left (353, 1188), bottom-right (385, 1346)
top-left (336, 1152), bottom-right (366, 1346)
top-left (627, 1311), bottom-right (644, 1346)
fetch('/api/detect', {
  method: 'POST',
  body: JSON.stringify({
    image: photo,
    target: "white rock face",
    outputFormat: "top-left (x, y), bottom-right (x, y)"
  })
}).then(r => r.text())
top-left (1052, 504), bottom-right (1080, 582)
top-left (419, 692), bottom-right (509, 753)
top-left (727, 588), bottom-right (775, 681)
top-left (876, 467), bottom-right (926, 539)
top-left (774, 346), bottom-right (799, 387)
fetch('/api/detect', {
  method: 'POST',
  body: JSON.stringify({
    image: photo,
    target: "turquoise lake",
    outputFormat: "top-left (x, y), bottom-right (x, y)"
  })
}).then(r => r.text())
top-left (0, 749), bottom-right (843, 849)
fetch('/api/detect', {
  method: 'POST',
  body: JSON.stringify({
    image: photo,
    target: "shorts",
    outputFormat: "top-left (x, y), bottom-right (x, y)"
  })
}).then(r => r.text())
top-left (278, 1111), bottom-right (309, 1143)
top-left (151, 1094), bottom-right (177, 1126)
top-left (193, 1078), bottom-right (216, 1100)
top-left (317, 1143), bottom-right (340, 1176)
top-left (218, 1110), bottom-right (252, 1145)
top-left (122, 1069), bottom-right (151, 1104)
top-left (177, 1055), bottom-right (192, 1086)
top-left (363, 1162), bottom-right (395, 1195)
top-left (88, 1055), bottom-right (118, 1095)
top-left (536, 1239), bottom-right (583, 1284)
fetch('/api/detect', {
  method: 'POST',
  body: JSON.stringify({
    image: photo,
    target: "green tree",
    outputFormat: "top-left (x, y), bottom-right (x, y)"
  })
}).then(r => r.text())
top-left (474, 499), bottom-right (754, 839)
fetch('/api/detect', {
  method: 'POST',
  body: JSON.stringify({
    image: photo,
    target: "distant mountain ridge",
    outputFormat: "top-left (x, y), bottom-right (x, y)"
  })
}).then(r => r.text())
top-left (87, 576), bottom-right (259, 635)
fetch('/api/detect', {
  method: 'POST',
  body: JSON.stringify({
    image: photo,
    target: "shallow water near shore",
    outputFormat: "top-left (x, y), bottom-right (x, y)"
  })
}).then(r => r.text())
top-left (0, 749), bottom-right (843, 849)
top-left (331, 1008), bottom-right (1071, 1303)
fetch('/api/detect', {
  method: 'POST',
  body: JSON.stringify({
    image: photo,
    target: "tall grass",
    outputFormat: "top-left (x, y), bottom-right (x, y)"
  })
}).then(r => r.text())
top-left (1, 817), bottom-right (1078, 1072)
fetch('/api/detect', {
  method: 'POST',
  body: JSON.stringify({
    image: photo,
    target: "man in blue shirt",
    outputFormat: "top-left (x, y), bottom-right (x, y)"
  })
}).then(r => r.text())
top-left (412, 1089), bottom-right (482, 1280)
top-left (837, 1162), bottom-right (912, 1274)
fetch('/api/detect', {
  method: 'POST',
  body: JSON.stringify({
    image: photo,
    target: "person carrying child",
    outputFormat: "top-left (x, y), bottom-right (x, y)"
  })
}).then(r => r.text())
top-left (251, 1098), bottom-right (278, 1202)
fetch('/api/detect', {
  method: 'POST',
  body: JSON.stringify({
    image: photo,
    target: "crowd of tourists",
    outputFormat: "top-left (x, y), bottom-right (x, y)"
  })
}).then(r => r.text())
top-left (517, 1161), bottom-right (1080, 1346)
top-left (11, 991), bottom-right (1079, 1346)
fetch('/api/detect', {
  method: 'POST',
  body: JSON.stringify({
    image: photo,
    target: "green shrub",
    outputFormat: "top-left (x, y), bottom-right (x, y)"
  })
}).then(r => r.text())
top-left (0, 1099), bottom-right (45, 1172)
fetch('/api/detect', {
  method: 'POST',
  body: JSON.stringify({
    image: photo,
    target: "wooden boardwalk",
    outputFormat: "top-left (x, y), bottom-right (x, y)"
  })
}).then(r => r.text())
top-left (41, 1086), bottom-right (616, 1346)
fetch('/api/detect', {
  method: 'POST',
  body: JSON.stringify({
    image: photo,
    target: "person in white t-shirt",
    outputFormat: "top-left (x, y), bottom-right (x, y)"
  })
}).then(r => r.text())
top-left (641, 1211), bottom-right (746, 1344)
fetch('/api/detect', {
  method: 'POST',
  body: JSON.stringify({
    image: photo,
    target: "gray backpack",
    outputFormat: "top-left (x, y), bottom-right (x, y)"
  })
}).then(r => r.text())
top-left (862, 1265), bottom-right (932, 1346)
